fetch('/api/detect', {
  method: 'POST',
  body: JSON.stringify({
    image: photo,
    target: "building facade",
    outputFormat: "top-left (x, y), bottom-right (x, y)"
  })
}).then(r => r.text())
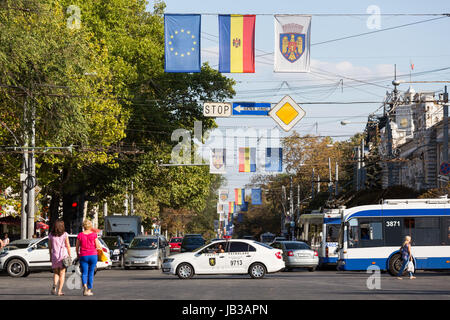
top-left (379, 87), bottom-right (449, 191)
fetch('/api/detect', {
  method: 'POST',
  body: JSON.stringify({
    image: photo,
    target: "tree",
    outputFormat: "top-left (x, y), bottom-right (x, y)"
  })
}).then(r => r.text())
top-left (0, 0), bottom-right (127, 230)
top-left (51, 0), bottom-right (235, 231)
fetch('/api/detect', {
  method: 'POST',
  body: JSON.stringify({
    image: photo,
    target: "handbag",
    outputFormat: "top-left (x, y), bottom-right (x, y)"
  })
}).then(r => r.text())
top-left (58, 233), bottom-right (72, 268)
top-left (97, 249), bottom-right (108, 262)
top-left (407, 260), bottom-right (414, 273)
top-left (62, 255), bottom-right (72, 268)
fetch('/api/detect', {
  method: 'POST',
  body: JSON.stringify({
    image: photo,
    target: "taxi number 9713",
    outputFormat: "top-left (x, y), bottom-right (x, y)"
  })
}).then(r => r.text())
top-left (230, 260), bottom-right (243, 266)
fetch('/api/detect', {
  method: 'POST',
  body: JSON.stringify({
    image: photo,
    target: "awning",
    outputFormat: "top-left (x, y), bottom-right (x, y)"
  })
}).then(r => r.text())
top-left (0, 216), bottom-right (20, 226)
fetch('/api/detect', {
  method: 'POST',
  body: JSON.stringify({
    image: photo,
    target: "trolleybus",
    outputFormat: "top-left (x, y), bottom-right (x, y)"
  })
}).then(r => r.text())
top-left (299, 210), bottom-right (341, 267)
top-left (337, 197), bottom-right (450, 275)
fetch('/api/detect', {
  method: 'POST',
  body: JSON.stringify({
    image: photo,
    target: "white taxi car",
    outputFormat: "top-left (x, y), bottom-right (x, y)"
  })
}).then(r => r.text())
top-left (162, 239), bottom-right (285, 279)
top-left (0, 235), bottom-right (111, 277)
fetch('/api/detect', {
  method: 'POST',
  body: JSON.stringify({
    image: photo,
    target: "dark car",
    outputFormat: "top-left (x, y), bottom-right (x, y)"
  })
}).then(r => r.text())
top-left (102, 236), bottom-right (126, 268)
top-left (180, 234), bottom-right (205, 253)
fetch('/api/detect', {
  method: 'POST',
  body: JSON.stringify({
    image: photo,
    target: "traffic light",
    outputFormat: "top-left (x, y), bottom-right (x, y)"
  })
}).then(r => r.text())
top-left (72, 202), bottom-right (78, 208)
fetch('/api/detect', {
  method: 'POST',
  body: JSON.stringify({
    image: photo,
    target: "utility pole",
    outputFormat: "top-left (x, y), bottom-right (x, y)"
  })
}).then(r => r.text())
top-left (311, 168), bottom-right (315, 199)
top-left (290, 175), bottom-right (294, 240)
top-left (26, 90), bottom-right (36, 239)
top-left (335, 162), bottom-right (339, 196)
top-left (328, 157), bottom-right (332, 194)
top-left (361, 139), bottom-right (365, 190)
top-left (20, 99), bottom-right (28, 239)
top-left (296, 183), bottom-right (300, 240)
top-left (130, 181), bottom-right (134, 215)
top-left (444, 86), bottom-right (449, 164)
top-left (103, 201), bottom-right (108, 217)
top-left (282, 185), bottom-right (286, 236)
top-left (356, 146), bottom-right (361, 191)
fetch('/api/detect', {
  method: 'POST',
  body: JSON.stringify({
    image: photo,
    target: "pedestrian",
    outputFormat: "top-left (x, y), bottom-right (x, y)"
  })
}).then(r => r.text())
top-left (3, 233), bottom-right (10, 246)
top-left (396, 235), bottom-right (416, 280)
top-left (48, 220), bottom-right (72, 296)
top-left (0, 238), bottom-right (4, 249)
top-left (76, 219), bottom-right (102, 296)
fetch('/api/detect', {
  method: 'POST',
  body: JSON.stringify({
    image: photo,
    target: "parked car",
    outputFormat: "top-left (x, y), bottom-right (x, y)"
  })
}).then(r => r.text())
top-left (169, 237), bottom-right (183, 253)
top-left (101, 235), bottom-right (126, 268)
top-left (124, 235), bottom-right (170, 270)
top-left (162, 239), bottom-right (285, 279)
top-left (271, 236), bottom-right (287, 244)
top-left (271, 241), bottom-right (319, 272)
top-left (0, 235), bottom-right (112, 278)
top-left (180, 234), bottom-right (205, 253)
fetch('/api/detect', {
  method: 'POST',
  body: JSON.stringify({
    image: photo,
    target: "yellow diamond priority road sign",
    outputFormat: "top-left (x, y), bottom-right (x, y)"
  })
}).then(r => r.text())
top-left (269, 95), bottom-right (306, 132)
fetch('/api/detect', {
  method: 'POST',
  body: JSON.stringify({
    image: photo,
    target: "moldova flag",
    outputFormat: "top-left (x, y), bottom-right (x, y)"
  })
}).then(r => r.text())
top-left (238, 147), bottom-right (256, 172)
top-left (228, 201), bottom-right (235, 214)
top-left (219, 15), bottom-right (255, 73)
top-left (234, 188), bottom-right (245, 205)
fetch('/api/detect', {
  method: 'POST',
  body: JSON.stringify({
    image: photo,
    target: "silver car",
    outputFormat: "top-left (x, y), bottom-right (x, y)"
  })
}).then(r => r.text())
top-left (271, 241), bottom-right (319, 272)
top-left (124, 235), bottom-right (170, 270)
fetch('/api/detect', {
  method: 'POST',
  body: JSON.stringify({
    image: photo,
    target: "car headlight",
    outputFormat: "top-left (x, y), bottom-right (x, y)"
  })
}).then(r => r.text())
top-left (163, 258), bottom-right (174, 263)
top-left (113, 249), bottom-right (120, 255)
top-left (0, 251), bottom-right (8, 258)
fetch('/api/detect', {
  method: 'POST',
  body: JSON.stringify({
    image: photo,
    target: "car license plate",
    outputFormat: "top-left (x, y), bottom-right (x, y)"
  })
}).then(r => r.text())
top-left (133, 260), bottom-right (146, 264)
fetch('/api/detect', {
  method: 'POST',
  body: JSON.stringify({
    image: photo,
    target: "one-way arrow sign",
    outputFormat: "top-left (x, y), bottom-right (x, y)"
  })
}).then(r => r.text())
top-left (232, 102), bottom-right (271, 116)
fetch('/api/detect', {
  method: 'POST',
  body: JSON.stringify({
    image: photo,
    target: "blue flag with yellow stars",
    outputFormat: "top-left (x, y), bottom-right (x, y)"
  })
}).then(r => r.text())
top-left (164, 14), bottom-right (201, 73)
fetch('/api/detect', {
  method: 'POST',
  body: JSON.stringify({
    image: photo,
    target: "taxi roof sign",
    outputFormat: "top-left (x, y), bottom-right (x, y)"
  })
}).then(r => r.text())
top-left (269, 95), bottom-right (305, 131)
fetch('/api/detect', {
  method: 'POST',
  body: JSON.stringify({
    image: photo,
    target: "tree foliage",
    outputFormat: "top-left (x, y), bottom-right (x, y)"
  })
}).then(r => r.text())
top-left (0, 0), bottom-right (235, 236)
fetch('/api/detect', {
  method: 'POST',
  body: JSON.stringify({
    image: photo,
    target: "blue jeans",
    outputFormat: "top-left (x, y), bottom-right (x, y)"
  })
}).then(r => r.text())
top-left (396, 256), bottom-right (412, 277)
top-left (80, 255), bottom-right (97, 289)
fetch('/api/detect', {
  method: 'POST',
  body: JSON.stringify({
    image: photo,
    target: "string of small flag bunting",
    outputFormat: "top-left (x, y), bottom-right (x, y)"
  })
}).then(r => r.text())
top-left (210, 147), bottom-right (283, 174)
top-left (164, 14), bottom-right (311, 73)
top-left (216, 188), bottom-right (263, 236)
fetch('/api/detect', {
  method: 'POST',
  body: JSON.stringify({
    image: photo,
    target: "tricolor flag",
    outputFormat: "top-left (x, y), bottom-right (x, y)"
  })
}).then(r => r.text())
top-left (234, 188), bottom-right (245, 205)
top-left (265, 148), bottom-right (283, 172)
top-left (238, 147), bottom-right (256, 172)
top-left (164, 14), bottom-right (201, 73)
top-left (251, 188), bottom-right (262, 205)
top-left (274, 15), bottom-right (311, 73)
top-left (228, 201), bottom-right (235, 214)
top-left (219, 15), bottom-right (256, 73)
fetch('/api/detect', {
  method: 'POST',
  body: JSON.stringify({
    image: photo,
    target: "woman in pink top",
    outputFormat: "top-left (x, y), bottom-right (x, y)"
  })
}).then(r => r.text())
top-left (48, 220), bottom-right (71, 296)
top-left (76, 219), bottom-right (101, 296)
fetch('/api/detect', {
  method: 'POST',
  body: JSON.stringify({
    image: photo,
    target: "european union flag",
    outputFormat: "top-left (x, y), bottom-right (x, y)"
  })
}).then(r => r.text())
top-left (265, 148), bottom-right (283, 172)
top-left (164, 14), bottom-right (201, 73)
top-left (251, 188), bottom-right (262, 205)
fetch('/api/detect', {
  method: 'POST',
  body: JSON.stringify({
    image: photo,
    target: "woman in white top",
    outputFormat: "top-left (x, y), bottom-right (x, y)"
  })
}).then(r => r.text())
top-left (3, 233), bottom-right (10, 246)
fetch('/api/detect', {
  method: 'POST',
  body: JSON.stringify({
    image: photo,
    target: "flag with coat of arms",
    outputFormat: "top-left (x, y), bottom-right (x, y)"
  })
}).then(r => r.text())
top-left (274, 15), bottom-right (311, 72)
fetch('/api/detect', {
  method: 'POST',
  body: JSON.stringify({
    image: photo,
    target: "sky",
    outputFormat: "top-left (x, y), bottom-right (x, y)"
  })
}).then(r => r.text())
top-left (149, 0), bottom-right (450, 189)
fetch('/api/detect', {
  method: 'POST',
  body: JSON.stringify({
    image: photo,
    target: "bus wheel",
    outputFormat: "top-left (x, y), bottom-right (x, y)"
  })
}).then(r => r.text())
top-left (388, 253), bottom-right (403, 276)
